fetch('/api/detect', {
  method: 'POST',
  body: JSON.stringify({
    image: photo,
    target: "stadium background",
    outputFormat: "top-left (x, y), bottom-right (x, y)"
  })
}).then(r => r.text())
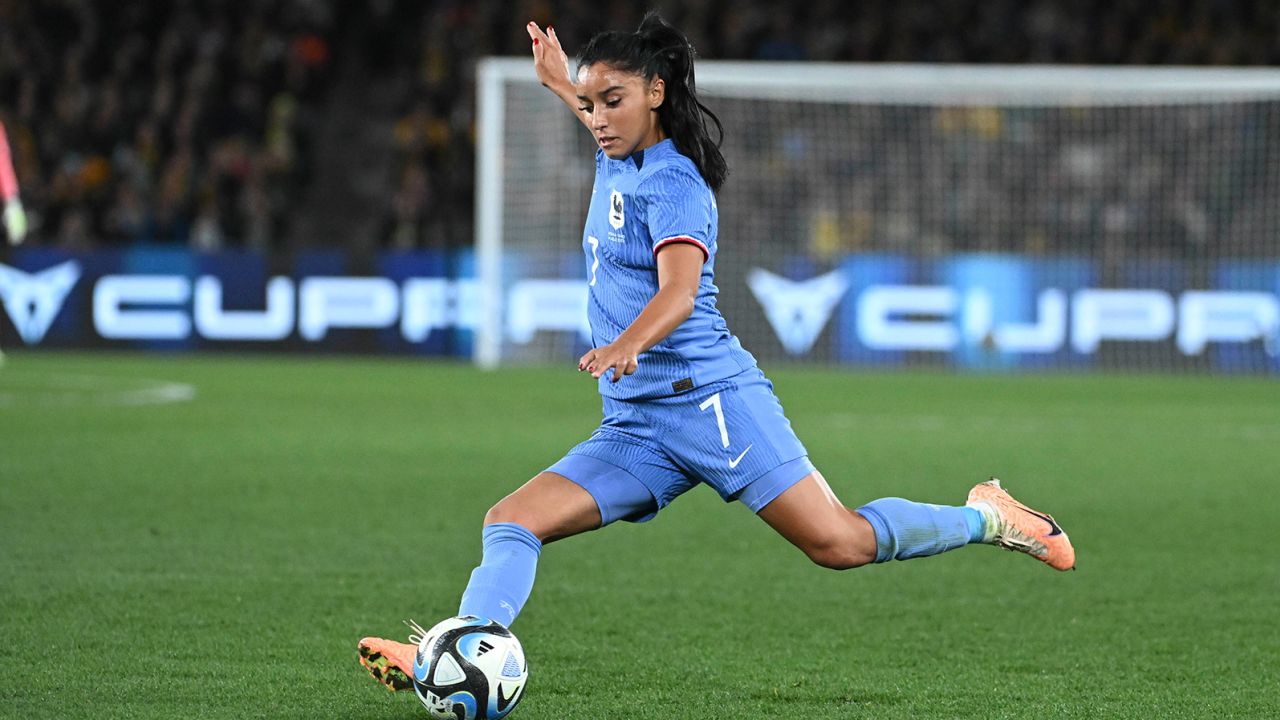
top-left (2, 2), bottom-right (1279, 719)
top-left (7, 1), bottom-right (1276, 254)
top-left (3, 0), bottom-right (1279, 373)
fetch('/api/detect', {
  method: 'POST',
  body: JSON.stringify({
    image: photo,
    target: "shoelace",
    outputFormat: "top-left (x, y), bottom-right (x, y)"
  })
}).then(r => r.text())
top-left (404, 614), bottom-right (430, 640)
top-left (404, 619), bottom-right (429, 646)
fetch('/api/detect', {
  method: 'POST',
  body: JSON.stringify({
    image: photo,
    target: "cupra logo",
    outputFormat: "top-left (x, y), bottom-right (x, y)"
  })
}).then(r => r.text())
top-left (0, 261), bottom-right (83, 344)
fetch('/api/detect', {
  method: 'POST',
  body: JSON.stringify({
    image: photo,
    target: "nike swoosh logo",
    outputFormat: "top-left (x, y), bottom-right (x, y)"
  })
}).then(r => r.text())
top-left (497, 682), bottom-right (521, 713)
top-left (1021, 506), bottom-right (1063, 537)
top-left (728, 444), bottom-right (753, 469)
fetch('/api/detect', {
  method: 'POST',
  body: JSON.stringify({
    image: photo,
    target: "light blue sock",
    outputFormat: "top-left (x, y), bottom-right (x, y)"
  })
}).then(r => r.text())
top-left (963, 506), bottom-right (987, 542)
top-left (457, 522), bottom-right (542, 626)
top-left (857, 497), bottom-right (986, 563)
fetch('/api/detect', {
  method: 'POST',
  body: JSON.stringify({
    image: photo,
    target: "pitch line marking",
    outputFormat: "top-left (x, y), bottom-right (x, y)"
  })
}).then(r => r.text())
top-left (0, 372), bottom-right (197, 408)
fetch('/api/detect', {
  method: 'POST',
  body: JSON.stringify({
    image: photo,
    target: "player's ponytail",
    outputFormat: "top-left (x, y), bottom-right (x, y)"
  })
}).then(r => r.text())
top-left (579, 11), bottom-right (728, 192)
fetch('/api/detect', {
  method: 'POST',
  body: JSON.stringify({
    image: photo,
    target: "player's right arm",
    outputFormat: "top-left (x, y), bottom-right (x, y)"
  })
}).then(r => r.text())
top-left (526, 22), bottom-right (591, 132)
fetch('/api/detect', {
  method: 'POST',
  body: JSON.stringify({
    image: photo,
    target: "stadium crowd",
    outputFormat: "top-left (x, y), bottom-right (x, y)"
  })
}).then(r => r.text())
top-left (0, 0), bottom-right (336, 250)
top-left (1, 0), bottom-right (1277, 252)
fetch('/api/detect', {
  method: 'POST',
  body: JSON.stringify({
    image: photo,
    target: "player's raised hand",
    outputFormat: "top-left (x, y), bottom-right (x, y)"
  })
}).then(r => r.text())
top-left (526, 21), bottom-right (572, 92)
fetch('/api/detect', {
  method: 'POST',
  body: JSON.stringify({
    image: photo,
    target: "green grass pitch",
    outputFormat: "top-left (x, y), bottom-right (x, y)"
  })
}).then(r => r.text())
top-left (1, 352), bottom-right (1278, 719)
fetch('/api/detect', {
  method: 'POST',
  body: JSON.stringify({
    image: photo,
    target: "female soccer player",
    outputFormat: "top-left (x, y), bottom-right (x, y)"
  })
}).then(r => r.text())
top-left (0, 120), bottom-right (25, 247)
top-left (359, 12), bottom-right (1074, 692)
top-left (0, 119), bottom-right (28, 365)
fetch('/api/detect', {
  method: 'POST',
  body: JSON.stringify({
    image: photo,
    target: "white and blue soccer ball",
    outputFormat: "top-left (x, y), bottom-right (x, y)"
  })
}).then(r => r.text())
top-left (411, 615), bottom-right (528, 719)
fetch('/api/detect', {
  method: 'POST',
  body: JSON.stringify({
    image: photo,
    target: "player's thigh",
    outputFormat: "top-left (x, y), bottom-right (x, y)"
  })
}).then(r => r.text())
top-left (489, 424), bottom-right (689, 542)
top-left (661, 368), bottom-right (809, 504)
top-left (485, 471), bottom-right (603, 544)
top-left (755, 470), bottom-right (877, 569)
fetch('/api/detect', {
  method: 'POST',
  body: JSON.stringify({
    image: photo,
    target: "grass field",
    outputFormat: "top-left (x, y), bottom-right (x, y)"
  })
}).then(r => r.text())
top-left (1, 352), bottom-right (1278, 719)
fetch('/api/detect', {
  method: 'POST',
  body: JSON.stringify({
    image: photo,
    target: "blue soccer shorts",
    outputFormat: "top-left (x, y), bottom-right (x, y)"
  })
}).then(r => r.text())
top-left (546, 367), bottom-right (815, 525)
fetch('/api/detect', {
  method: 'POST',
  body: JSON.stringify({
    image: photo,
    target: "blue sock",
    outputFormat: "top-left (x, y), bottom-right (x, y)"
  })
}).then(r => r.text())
top-left (457, 522), bottom-right (542, 626)
top-left (857, 498), bottom-right (985, 563)
top-left (963, 506), bottom-right (987, 542)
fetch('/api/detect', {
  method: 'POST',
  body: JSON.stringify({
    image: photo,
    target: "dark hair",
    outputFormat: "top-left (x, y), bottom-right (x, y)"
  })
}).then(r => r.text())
top-left (578, 11), bottom-right (728, 192)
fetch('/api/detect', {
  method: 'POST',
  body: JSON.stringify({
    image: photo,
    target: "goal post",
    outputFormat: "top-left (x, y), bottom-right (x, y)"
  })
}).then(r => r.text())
top-left (475, 59), bottom-right (1280, 374)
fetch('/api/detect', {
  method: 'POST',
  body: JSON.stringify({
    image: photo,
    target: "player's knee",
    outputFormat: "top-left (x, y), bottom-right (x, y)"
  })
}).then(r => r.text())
top-left (482, 499), bottom-right (562, 543)
top-left (803, 535), bottom-right (876, 570)
top-left (483, 499), bottom-right (535, 533)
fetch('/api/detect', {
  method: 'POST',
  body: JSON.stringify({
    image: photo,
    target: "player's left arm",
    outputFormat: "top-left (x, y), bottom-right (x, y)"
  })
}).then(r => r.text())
top-left (579, 243), bottom-right (703, 382)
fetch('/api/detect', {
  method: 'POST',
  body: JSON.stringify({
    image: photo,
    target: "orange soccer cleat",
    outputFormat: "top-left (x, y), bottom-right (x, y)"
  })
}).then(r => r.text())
top-left (358, 635), bottom-right (418, 692)
top-left (966, 478), bottom-right (1076, 571)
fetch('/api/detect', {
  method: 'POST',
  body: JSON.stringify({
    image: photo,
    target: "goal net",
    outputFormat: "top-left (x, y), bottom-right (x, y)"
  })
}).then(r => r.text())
top-left (475, 60), bottom-right (1280, 374)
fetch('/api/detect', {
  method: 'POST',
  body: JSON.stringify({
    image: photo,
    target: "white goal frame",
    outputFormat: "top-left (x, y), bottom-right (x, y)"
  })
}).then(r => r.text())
top-left (474, 59), bottom-right (1280, 369)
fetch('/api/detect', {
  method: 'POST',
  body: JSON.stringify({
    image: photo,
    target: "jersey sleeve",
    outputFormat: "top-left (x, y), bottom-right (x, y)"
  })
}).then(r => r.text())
top-left (637, 167), bottom-right (712, 262)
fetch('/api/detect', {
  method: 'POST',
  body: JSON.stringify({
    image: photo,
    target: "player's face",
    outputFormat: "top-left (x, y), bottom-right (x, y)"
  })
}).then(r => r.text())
top-left (576, 63), bottom-right (666, 159)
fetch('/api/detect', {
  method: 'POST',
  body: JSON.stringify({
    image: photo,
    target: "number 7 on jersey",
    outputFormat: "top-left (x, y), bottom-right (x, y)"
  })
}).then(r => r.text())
top-left (587, 236), bottom-right (600, 286)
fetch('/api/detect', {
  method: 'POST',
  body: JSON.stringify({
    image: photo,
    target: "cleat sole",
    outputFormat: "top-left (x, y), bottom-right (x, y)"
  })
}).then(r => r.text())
top-left (359, 643), bottom-right (414, 692)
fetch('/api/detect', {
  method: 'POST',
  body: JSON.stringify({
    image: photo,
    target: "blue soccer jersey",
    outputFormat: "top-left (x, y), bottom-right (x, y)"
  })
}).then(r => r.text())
top-left (583, 138), bottom-right (756, 400)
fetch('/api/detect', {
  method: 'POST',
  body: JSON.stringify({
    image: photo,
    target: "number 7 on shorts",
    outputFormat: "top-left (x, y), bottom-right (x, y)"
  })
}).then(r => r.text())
top-left (699, 392), bottom-right (730, 449)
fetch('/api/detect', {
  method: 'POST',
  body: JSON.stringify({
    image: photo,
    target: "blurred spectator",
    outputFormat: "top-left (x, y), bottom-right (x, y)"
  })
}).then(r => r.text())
top-left (0, 0), bottom-right (334, 250)
top-left (372, 0), bottom-right (1280, 253)
top-left (0, 0), bottom-right (1277, 253)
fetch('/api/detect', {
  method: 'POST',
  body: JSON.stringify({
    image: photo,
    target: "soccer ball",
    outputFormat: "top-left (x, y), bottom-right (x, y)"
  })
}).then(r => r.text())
top-left (411, 615), bottom-right (528, 719)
